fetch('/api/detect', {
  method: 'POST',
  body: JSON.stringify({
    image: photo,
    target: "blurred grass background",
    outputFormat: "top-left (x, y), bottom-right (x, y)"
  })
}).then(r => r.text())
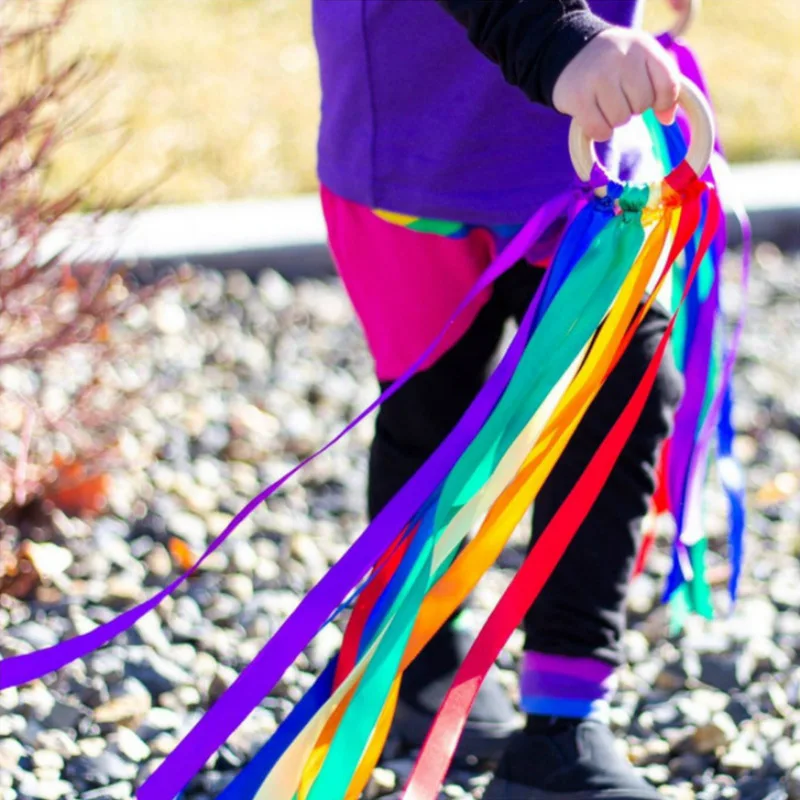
top-left (39, 0), bottom-right (800, 208)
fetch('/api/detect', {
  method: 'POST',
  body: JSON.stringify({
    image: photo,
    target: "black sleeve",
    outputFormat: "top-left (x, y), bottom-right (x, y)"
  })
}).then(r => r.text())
top-left (435, 0), bottom-right (610, 109)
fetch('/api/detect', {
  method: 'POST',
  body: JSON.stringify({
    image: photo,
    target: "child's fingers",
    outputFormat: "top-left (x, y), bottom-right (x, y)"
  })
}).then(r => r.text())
top-left (597, 82), bottom-right (634, 131)
top-left (645, 51), bottom-right (681, 124)
top-left (621, 51), bottom-right (656, 115)
top-left (582, 99), bottom-right (614, 142)
top-left (654, 105), bottom-right (679, 126)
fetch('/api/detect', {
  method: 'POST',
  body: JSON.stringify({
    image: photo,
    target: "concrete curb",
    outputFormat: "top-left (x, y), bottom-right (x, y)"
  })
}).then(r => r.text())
top-left (52, 161), bottom-right (800, 281)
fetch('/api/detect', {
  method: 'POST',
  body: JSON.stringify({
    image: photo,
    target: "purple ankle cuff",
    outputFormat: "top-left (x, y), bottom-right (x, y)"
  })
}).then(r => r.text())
top-left (520, 651), bottom-right (616, 719)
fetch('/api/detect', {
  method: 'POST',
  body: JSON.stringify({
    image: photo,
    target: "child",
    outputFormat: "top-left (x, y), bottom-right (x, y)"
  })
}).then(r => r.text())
top-left (313, 1), bottom-right (690, 797)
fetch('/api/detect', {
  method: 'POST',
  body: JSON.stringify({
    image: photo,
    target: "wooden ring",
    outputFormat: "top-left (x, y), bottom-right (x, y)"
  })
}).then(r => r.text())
top-left (671, 0), bottom-right (699, 39)
top-left (568, 75), bottom-right (714, 185)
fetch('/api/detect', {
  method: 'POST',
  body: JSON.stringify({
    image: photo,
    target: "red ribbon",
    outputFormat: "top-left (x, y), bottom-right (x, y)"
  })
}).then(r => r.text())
top-left (402, 172), bottom-right (722, 800)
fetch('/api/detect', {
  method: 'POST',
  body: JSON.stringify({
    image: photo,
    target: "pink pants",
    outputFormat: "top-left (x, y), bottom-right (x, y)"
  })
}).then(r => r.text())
top-left (320, 185), bottom-right (558, 382)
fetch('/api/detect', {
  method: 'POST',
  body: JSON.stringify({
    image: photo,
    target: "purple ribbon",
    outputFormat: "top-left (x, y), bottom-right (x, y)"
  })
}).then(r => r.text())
top-left (136, 178), bottom-right (607, 800)
top-left (0, 169), bottom-right (606, 800)
top-left (658, 33), bottom-right (751, 595)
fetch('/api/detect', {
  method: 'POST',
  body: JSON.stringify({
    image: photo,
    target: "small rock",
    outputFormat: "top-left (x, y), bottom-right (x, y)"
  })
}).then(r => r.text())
top-left (136, 707), bottom-right (182, 740)
top-left (196, 770), bottom-right (234, 795)
top-left (636, 738), bottom-right (670, 766)
top-left (720, 746), bottom-right (764, 775)
top-left (45, 699), bottom-right (86, 731)
top-left (81, 782), bottom-right (134, 800)
top-left (78, 738), bottom-right (107, 758)
top-left (107, 728), bottom-right (150, 763)
top-left (87, 652), bottom-right (126, 683)
top-left (31, 750), bottom-right (64, 773)
top-left (290, 533), bottom-right (328, 582)
top-left (223, 573), bottom-right (254, 603)
top-left (167, 511), bottom-right (207, 545)
top-left (0, 715), bottom-right (25, 738)
top-left (152, 299), bottom-right (187, 334)
top-left (654, 659), bottom-right (689, 692)
top-left (102, 576), bottom-right (144, 608)
top-left (787, 765), bottom-right (800, 800)
top-left (642, 764), bottom-right (670, 786)
top-left (257, 270), bottom-right (294, 311)
top-left (0, 739), bottom-right (25, 772)
top-left (197, 423), bottom-right (231, 455)
top-left (147, 734), bottom-right (178, 758)
top-left (308, 624), bottom-right (344, 671)
top-left (124, 648), bottom-right (193, 696)
top-left (628, 574), bottom-right (658, 615)
top-left (144, 544), bottom-right (172, 579)
top-left (205, 593), bottom-right (242, 625)
top-left (94, 693), bottom-right (150, 727)
top-left (759, 716), bottom-right (787, 743)
top-left (623, 630), bottom-right (650, 664)
top-left (669, 752), bottom-right (710, 779)
top-left (684, 713), bottom-right (738, 755)
top-left (131, 614), bottom-right (171, 654)
top-left (773, 738), bottom-right (800, 772)
top-left (8, 622), bottom-right (59, 650)
top-left (17, 684), bottom-right (56, 720)
top-left (159, 685), bottom-right (201, 711)
top-left (65, 751), bottom-right (137, 785)
top-left (770, 571), bottom-right (800, 609)
top-left (34, 731), bottom-right (80, 759)
top-left (699, 653), bottom-right (742, 693)
top-left (726, 694), bottom-right (759, 725)
top-left (0, 687), bottom-right (18, 711)
top-left (208, 665), bottom-right (239, 704)
top-left (365, 767), bottom-right (397, 799)
top-left (20, 777), bottom-right (72, 800)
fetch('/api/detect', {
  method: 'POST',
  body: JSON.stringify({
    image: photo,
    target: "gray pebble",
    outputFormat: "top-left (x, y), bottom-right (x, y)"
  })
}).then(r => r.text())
top-left (64, 751), bottom-right (137, 786)
top-left (77, 738), bottom-right (107, 758)
top-left (33, 731), bottom-right (80, 760)
top-left (205, 593), bottom-right (242, 625)
top-left (44, 700), bottom-right (86, 732)
top-left (0, 687), bottom-right (19, 712)
top-left (16, 775), bottom-right (72, 800)
top-left (135, 707), bottom-right (182, 740)
top-left (86, 653), bottom-right (126, 683)
top-left (147, 734), bottom-right (178, 758)
top-left (130, 614), bottom-right (171, 655)
top-left (81, 782), bottom-right (134, 800)
top-left (123, 648), bottom-right (193, 696)
top-left (31, 749), bottom-right (64, 773)
top-left (7, 623), bottom-right (59, 650)
top-left (17, 685), bottom-right (56, 721)
top-left (787, 766), bottom-right (800, 800)
top-left (0, 739), bottom-right (25, 772)
top-left (364, 767), bottom-right (397, 799)
top-left (207, 664), bottom-right (239, 704)
top-left (107, 728), bottom-right (150, 763)
top-left (0, 715), bottom-right (26, 738)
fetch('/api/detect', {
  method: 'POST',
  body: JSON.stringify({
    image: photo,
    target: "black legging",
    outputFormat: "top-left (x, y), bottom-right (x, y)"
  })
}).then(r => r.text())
top-left (367, 260), bottom-right (683, 666)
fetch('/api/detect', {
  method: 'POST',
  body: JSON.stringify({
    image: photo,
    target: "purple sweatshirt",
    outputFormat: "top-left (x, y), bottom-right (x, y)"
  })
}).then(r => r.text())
top-left (313, 0), bottom-right (641, 226)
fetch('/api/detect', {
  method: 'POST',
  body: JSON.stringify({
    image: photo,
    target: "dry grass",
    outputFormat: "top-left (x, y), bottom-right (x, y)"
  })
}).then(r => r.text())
top-left (31, 0), bottom-right (800, 208)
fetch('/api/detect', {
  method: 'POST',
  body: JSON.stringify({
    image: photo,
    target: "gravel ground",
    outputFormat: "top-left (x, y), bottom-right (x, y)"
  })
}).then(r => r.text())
top-left (2, 246), bottom-right (800, 800)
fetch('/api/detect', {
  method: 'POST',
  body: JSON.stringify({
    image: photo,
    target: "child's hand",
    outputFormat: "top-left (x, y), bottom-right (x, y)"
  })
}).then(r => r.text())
top-left (552, 28), bottom-right (681, 142)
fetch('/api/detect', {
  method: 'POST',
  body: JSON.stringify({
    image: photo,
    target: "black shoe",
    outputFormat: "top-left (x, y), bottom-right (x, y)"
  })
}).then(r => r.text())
top-left (392, 617), bottom-right (521, 760)
top-left (482, 718), bottom-right (661, 799)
